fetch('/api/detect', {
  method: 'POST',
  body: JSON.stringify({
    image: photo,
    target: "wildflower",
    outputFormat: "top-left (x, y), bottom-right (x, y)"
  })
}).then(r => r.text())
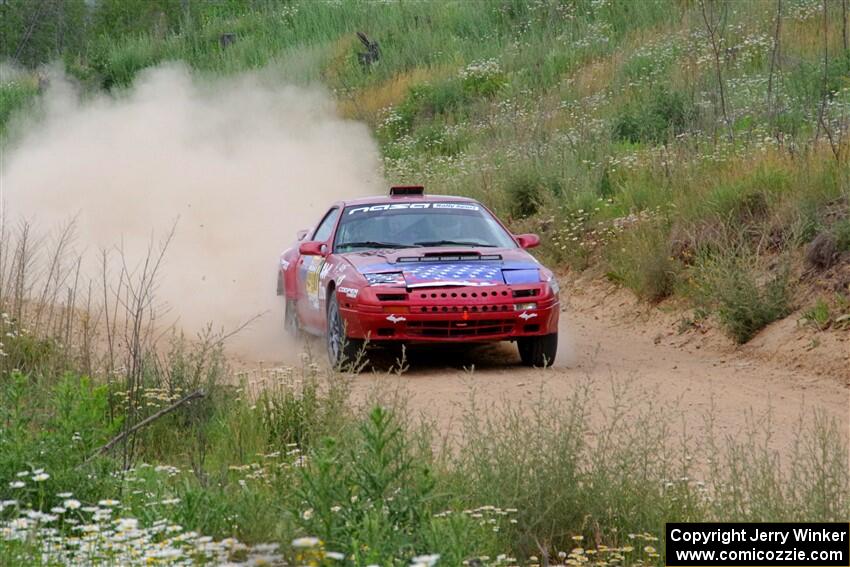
top-left (301, 508), bottom-right (314, 520)
top-left (9, 481), bottom-right (25, 489)
top-left (32, 473), bottom-right (49, 482)
top-left (98, 499), bottom-right (119, 507)
top-left (115, 518), bottom-right (138, 530)
top-left (292, 536), bottom-right (321, 548)
top-left (56, 492), bottom-right (73, 498)
top-left (411, 554), bottom-right (440, 567)
top-left (63, 499), bottom-right (81, 510)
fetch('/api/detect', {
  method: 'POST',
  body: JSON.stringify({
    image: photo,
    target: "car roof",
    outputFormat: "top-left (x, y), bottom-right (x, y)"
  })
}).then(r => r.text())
top-left (338, 194), bottom-right (479, 207)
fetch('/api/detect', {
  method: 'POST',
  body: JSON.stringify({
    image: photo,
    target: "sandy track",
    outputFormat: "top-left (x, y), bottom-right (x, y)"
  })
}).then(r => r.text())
top-left (347, 281), bottom-right (849, 458)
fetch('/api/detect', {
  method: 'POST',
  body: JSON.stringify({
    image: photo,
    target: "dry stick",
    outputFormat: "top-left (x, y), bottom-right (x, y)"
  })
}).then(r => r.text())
top-left (815, 0), bottom-right (840, 161)
top-left (843, 0), bottom-right (848, 52)
top-left (701, 0), bottom-right (734, 143)
top-left (85, 389), bottom-right (207, 464)
top-left (767, 0), bottom-right (782, 125)
top-left (815, 0), bottom-right (829, 141)
top-left (34, 221), bottom-right (74, 335)
top-left (12, 224), bottom-right (32, 324)
top-left (115, 225), bottom-right (177, 470)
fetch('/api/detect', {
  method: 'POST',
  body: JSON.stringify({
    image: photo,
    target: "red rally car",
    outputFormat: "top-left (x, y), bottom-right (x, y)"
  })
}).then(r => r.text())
top-left (277, 186), bottom-right (560, 367)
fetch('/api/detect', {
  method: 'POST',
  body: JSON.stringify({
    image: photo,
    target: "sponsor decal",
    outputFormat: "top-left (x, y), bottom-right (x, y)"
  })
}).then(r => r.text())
top-left (518, 311), bottom-right (538, 321)
top-left (348, 203), bottom-right (479, 215)
top-left (305, 257), bottom-right (323, 309)
top-left (338, 286), bottom-right (359, 299)
top-left (386, 314), bottom-right (406, 324)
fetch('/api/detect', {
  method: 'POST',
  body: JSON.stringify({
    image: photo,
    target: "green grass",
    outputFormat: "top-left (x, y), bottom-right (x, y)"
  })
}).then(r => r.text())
top-left (689, 252), bottom-right (793, 344)
top-left (1, 349), bottom-right (847, 565)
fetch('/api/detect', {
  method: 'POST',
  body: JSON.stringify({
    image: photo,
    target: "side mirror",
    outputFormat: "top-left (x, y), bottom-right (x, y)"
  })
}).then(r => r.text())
top-left (515, 233), bottom-right (541, 249)
top-left (299, 241), bottom-right (327, 256)
top-left (296, 229), bottom-right (308, 241)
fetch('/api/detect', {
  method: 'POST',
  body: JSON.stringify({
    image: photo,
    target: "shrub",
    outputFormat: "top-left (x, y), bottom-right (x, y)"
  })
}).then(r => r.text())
top-left (459, 58), bottom-right (506, 96)
top-left (800, 298), bottom-right (831, 331)
top-left (606, 224), bottom-right (678, 302)
top-left (503, 167), bottom-right (563, 219)
top-left (504, 169), bottom-right (545, 218)
top-left (414, 124), bottom-right (469, 157)
top-left (0, 80), bottom-right (39, 137)
top-left (833, 218), bottom-right (850, 252)
top-left (690, 254), bottom-right (792, 344)
top-left (613, 87), bottom-right (695, 144)
top-left (294, 407), bottom-right (500, 564)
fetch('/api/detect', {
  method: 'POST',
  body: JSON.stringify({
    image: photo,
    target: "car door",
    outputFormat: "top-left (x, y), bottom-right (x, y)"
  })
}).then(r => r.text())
top-left (297, 207), bottom-right (340, 331)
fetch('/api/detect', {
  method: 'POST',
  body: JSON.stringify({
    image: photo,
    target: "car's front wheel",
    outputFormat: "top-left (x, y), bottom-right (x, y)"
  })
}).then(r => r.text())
top-left (517, 333), bottom-right (558, 367)
top-left (326, 293), bottom-right (364, 369)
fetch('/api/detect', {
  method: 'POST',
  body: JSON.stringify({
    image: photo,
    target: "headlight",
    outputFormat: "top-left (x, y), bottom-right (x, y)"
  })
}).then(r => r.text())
top-left (365, 272), bottom-right (405, 286)
top-left (547, 277), bottom-right (560, 295)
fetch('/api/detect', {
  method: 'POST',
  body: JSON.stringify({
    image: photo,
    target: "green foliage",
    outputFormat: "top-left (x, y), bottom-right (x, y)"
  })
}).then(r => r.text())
top-left (613, 87), bottom-right (695, 144)
top-left (414, 124), bottom-right (470, 157)
top-left (0, 0), bottom-right (88, 67)
top-left (690, 254), bottom-right (792, 344)
top-left (503, 167), bottom-right (563, 219)
top-left (606, 224), bottom-right (678, 302)
top-left (394, 80), bottom-right (471, 135)
top-left (833, 218), bottom-right (850, 252)
top-left (296, 407), bottom-right (444, 563)
top-left (785, 51), bottom-right (850, 106)
top-left (800, 298), bottom-right (832, 331)
top-left (0, 372), bottom-right (121, 506)
top-left (0, 80), bottom-right (39, 137)
top-left (87, 36), bottom-right (167, 89)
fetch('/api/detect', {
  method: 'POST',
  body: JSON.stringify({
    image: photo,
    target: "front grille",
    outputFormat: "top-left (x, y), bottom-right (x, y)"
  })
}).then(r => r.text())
top-left (412, 289), bottom-right (510, 300)
top-left (412, 304), bottom-right (512, 313)
top-left (377, 293), bottom-right (408, 301)
top-left (406, 318), bottom-right (514, 338)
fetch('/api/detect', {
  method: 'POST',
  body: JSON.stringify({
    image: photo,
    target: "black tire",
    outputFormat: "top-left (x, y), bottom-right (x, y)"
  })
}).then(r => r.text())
top-left (517, 333), bottom-right (558, 367)
top-left (326, 293), bottom-right (364, 369)
top-left (284, 299), bottom-right (300, 337)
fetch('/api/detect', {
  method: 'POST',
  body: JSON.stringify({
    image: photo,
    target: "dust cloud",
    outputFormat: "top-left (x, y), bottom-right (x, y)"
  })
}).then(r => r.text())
top-left (0, 63), bottom-right (385, 360)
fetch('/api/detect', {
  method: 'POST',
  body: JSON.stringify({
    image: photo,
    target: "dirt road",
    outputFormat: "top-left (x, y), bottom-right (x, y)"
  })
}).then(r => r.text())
top-left (347, 280), bottom-right (849, 458)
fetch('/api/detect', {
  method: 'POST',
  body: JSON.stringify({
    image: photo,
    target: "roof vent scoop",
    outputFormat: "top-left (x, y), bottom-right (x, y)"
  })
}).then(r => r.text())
top-left (389, 185), bottom-right (425, 197)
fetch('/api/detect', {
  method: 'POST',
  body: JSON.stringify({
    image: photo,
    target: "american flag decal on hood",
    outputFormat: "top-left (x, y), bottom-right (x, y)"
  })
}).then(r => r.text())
top-left (402, 263), bottom-right (503, 287)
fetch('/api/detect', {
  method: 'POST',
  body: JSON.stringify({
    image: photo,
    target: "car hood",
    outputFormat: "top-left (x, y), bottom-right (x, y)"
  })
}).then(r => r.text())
top-left (341, 247), bottom-right (542, 287)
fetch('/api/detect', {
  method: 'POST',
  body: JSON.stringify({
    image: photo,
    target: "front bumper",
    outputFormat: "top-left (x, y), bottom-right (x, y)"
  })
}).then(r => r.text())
top-left (338, 282), bottom-right (559, 343)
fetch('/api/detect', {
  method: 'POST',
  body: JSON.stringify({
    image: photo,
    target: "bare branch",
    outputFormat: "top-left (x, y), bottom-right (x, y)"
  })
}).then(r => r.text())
top-left (85, 389), bottom-right (206, 465)
top-left (700, 0), bottom-right (734, 143)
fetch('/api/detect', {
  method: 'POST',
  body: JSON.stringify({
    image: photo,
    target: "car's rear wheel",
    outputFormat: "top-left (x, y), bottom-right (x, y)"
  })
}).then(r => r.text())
top-left (284, 299), bottom-right (300, 337)
top-left (517, 333), bottom-right (558, 367)
top-left (327, 293), bottom-right (364, 369)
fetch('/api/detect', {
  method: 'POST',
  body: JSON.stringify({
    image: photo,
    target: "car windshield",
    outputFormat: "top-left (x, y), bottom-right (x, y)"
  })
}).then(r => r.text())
top-left (334, 202), bottom-right (517, 252)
